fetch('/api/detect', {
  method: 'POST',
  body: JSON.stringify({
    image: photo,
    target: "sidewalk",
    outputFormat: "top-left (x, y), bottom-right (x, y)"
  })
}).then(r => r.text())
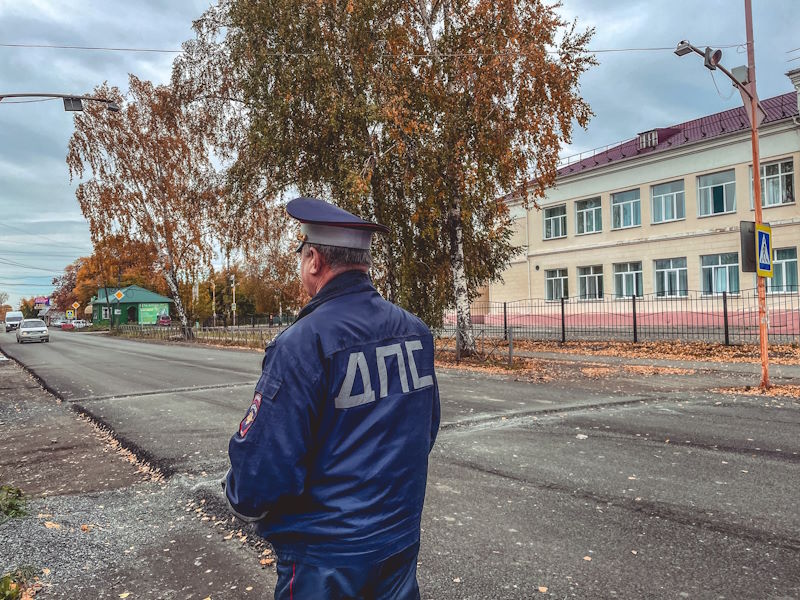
top-left (0, 357), bottom-right (276, 599)
top-left (513, 349), bottom-right (800, 379)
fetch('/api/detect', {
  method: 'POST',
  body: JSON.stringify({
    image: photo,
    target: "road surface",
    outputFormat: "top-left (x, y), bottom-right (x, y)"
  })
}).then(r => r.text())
top-left (2, 329), bottom-right (799, 598)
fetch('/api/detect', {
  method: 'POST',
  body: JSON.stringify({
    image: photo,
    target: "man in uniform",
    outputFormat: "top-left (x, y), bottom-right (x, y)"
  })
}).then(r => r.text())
top-left (224, 197), bottom-right (441, 599)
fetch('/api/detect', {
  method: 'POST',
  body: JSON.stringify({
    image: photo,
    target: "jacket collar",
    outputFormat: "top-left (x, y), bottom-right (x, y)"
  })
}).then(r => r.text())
top-left (296, 270), bottom-right (375, 321)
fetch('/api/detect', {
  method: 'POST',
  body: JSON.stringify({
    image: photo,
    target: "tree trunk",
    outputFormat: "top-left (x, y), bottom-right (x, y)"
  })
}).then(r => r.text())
top-left (448, 201), bottom-right (475, 355)
top-left (164, 266), bottom-right (192, 339)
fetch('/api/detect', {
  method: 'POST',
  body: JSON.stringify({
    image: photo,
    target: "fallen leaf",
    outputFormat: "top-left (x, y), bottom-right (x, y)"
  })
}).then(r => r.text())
top-left (575, 434), bottom-right (588, 440)
top-left (453, 577), bottom-right (462, 583)
top-left (631, 550), bottom-right (638, 555)
top-left (246, 587), bottom-right (253, 592)
top-left (119, 594), bottom-right (131, 599)
top-left (538, 586), bottom-right (548, 593)
top-left (260, 558), bottom-right (275, 566)
top-left (583, 556), bottom-right (592, 561)
top-left (44, 521), bottom-right (60, 529)
top-left (223, 533), bottom-right (233, 540)
top-left (81, 524), bottom-right (92, 532)
top-left (42, 568), bottom-right (51, 575)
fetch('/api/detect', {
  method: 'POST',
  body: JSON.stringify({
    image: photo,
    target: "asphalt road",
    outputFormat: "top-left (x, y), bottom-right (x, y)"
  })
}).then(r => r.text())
top-left (2, 329), bottom-right (799, 599)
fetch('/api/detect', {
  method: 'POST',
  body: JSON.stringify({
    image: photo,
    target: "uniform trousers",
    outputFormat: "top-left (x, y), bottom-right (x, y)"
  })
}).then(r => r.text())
top-left (273, 542), bottom-right (421, 600)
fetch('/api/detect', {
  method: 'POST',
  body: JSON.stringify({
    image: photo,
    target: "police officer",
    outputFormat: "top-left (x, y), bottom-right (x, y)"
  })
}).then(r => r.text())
top-left (224, 197), bottom-right (440, 599)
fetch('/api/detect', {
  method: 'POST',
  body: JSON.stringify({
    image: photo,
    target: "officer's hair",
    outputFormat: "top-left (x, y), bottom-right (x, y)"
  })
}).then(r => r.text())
top-left (305, 243), bottom-right (373, 270)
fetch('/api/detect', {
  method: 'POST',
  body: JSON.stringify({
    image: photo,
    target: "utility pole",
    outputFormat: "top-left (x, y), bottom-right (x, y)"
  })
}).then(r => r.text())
top-left (211, 280), bottom-right (216, 328)
top-left (743, 0), bottom-right (769, 389)
top-left (231, 274), bottom-right (237, 328)
top-left (674, 0), bottom-right (770, 388)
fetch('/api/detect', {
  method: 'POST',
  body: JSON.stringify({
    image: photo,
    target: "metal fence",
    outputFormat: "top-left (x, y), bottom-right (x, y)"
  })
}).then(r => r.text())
top-left (442, 288), bottom-right (800, 345)
top-left (119, 323), bottom-right (288, 348)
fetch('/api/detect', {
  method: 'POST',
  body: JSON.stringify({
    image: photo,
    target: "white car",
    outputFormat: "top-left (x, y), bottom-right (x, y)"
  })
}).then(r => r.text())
top-left (16, 319), bottom-right (50, 343)
top-left (73, 319), bottom-right (87, 329)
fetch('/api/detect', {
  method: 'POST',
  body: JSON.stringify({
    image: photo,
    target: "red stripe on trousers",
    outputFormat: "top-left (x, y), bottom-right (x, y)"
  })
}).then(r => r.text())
top-left (290, 562), bottom-right (295, 600)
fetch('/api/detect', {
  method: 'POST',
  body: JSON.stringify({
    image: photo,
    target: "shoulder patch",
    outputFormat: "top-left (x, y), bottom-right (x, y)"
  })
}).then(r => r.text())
top-left (239, 392), bottom-right (262, 438)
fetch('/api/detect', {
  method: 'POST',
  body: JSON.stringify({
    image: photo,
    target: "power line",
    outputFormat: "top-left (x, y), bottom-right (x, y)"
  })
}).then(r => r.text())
top-left (0, 222), bottom-right (93, 252)
top-left (0, 257), bottom-right (61, 273)
top-left (0, 41), bottom-right (745, 58)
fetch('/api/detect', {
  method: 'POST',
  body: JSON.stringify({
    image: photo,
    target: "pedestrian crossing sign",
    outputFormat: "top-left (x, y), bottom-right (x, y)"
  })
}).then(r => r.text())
top-left (755, 223), bottom-right (772, 278)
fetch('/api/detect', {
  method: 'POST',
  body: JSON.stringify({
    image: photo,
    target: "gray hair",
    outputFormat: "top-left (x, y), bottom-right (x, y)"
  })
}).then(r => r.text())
top-left (305, 243), bottom-right (372, 270)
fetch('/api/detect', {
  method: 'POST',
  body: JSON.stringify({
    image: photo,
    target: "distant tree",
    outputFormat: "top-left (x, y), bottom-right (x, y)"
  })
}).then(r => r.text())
top-left (19, 297), bottom-right (37, 318)
top-left (0, 291), bottom-right (8, 306)
top-left (176, 0), bottom-right (595, 353)
top-left (51, 260), bottom-right (82, 311)
top-left (67, 76), bottom-right (222, 337)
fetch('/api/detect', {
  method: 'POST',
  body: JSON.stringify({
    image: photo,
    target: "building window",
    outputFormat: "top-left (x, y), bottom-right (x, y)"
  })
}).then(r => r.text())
top-left (698, 170), bottom-right (735, 216)
top-left (102, 307), bottom-right (109, 319)
top-left (751, 159), bottom-right (794, 208)
top-left (701, 253), bottom-right (739, 295)
top-left (578, 265), bottom-right (603, 299)
top-left (575, 198), bottom-right (602, 234)
top-left (769, 248), bottom-right (798, 293)
top-left (545, 268), bottom-right (568, 300)
top-left (654, 258), bottom-right (688, 297)
top-left (651, 180), bottom-right (685, 223)
top-left (544, 205), bottom-right (567, 239)
top-left (611, 189), bottom-right (641, 229)
top-left (614, 262), bottom-right (643, 298)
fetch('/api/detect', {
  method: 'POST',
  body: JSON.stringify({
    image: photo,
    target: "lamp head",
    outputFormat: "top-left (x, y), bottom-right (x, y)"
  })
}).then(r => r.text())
top-left (674, 40), bottom-right (693, 56)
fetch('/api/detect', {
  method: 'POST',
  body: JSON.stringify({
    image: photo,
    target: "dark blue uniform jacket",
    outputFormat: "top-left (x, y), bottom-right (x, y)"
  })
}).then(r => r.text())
top-left (225, 271), bottom-right (440, 566)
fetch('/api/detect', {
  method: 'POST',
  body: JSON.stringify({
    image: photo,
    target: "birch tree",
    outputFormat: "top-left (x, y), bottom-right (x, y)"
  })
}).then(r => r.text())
top-left (177, 0), bottom-right (594, 352)
top-left (67, 77), bottom-right (221, 336)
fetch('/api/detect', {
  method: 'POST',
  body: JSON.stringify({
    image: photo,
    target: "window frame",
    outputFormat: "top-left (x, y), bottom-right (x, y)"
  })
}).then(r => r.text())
top-left (768, 247), bottom-right (798, 294)
top-left (654, 257), bottom-right (688, 298)
top-left (750, 158), bottom-right (795, 209)
top-left (613, 262), bottom-right (643, 298)
top-left (577, 265), bottom-right (604, 300)
top-left (611, 188), bottom-right (641, 230)
top-left (697, 169), bottom-right (736, 217)
top-left (545, 268), bottom-right (569, 301)
top-left (575, 197), bottom-right (602, 235)
top-left (543, 204), bottom-right (567, 240)
top-left (700, 252), bottom-right (740, 296)
top-left (102, 306), bottom-right (110, 319)
top-left (651, 180), bottom-right (686, 224)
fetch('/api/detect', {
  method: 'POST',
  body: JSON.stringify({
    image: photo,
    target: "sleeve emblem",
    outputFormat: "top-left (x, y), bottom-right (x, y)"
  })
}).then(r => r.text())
top-left (239, 392), bottom-right (262, 438)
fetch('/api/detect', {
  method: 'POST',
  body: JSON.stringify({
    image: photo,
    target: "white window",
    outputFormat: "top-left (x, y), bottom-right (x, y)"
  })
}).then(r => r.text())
top-left (545, 268), bottom-right (568, 301)
top-left (768, 247), bottom-right (798, 293)
top-left (578, 265), bottom-right (603, 299)
top-left (698, 170), bottom-right (735, 216)
top-left (611, 189), bottom-right (641, 229)
top-left (655, 258), bottom-right (688, 297)
top-left (575, 198), bottom-right (602, 234)
top-left (102, 307), bottom-right (109, 319)
top-left (544, 205), bottom-right (567, 239)
top-left (614, 262), bottom-right (643, 298)
top-left (701, 253), bottom-right (739, 295)
top-left (651, 180), bottom-right (685, 223)
top-left (750, 159), bottom-right (794, 208)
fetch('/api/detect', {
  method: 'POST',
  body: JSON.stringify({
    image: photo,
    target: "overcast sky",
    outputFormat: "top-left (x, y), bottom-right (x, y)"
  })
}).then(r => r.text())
top-left (0, 0), bottom-right (797, 308)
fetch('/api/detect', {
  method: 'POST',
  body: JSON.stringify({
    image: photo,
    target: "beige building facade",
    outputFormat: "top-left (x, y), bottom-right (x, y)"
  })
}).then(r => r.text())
top-left (490, 71), bottom-right (800, 305)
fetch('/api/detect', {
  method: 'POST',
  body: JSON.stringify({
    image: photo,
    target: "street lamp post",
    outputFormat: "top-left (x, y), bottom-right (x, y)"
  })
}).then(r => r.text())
top-left (675, 0), bottom-right (770, 388)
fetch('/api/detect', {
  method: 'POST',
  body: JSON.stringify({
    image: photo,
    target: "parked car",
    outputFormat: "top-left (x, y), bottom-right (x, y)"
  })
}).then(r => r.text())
top-left (51, 319), bottom-right (64, 327)
top-left (16, 319), bottom-right (49, 343)
top-left (156, 314), bottom-right (172, 326)
top-left (4, 311), bottom-right (24, 332)
top-left (73, 319), bottom-right (87, 329)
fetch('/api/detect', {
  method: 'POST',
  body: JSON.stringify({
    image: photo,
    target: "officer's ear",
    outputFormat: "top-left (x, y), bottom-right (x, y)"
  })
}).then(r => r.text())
top-left (307, 246), bottom-right (324, 275)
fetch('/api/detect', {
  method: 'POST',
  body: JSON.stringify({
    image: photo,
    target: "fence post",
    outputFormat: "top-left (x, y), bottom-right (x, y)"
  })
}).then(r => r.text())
top-left (508, 326), bottom-right (514, 366)
top-left (503, 302), bottom-right (508, 341)
top-left (632, 294), bottom-right (638, 343)
top-left (722, 291), bottom-right (730, 346)
top-left (560, 297), bottom-right (566, 343)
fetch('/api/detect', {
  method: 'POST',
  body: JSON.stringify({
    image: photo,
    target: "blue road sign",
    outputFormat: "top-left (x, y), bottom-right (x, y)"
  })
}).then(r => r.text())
top-left (755, 223), bottom-right (772, 278)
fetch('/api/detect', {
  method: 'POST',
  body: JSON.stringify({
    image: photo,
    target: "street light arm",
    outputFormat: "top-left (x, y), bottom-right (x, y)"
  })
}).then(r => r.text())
top-left (0, 92), bottom-right (119, 111)
top-left (674, 42), bottom-right (754, 100)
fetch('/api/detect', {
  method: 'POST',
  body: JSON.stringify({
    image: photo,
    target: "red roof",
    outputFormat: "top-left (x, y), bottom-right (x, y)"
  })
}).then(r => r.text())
top-left (557, 91), bottom-right (798, 178)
